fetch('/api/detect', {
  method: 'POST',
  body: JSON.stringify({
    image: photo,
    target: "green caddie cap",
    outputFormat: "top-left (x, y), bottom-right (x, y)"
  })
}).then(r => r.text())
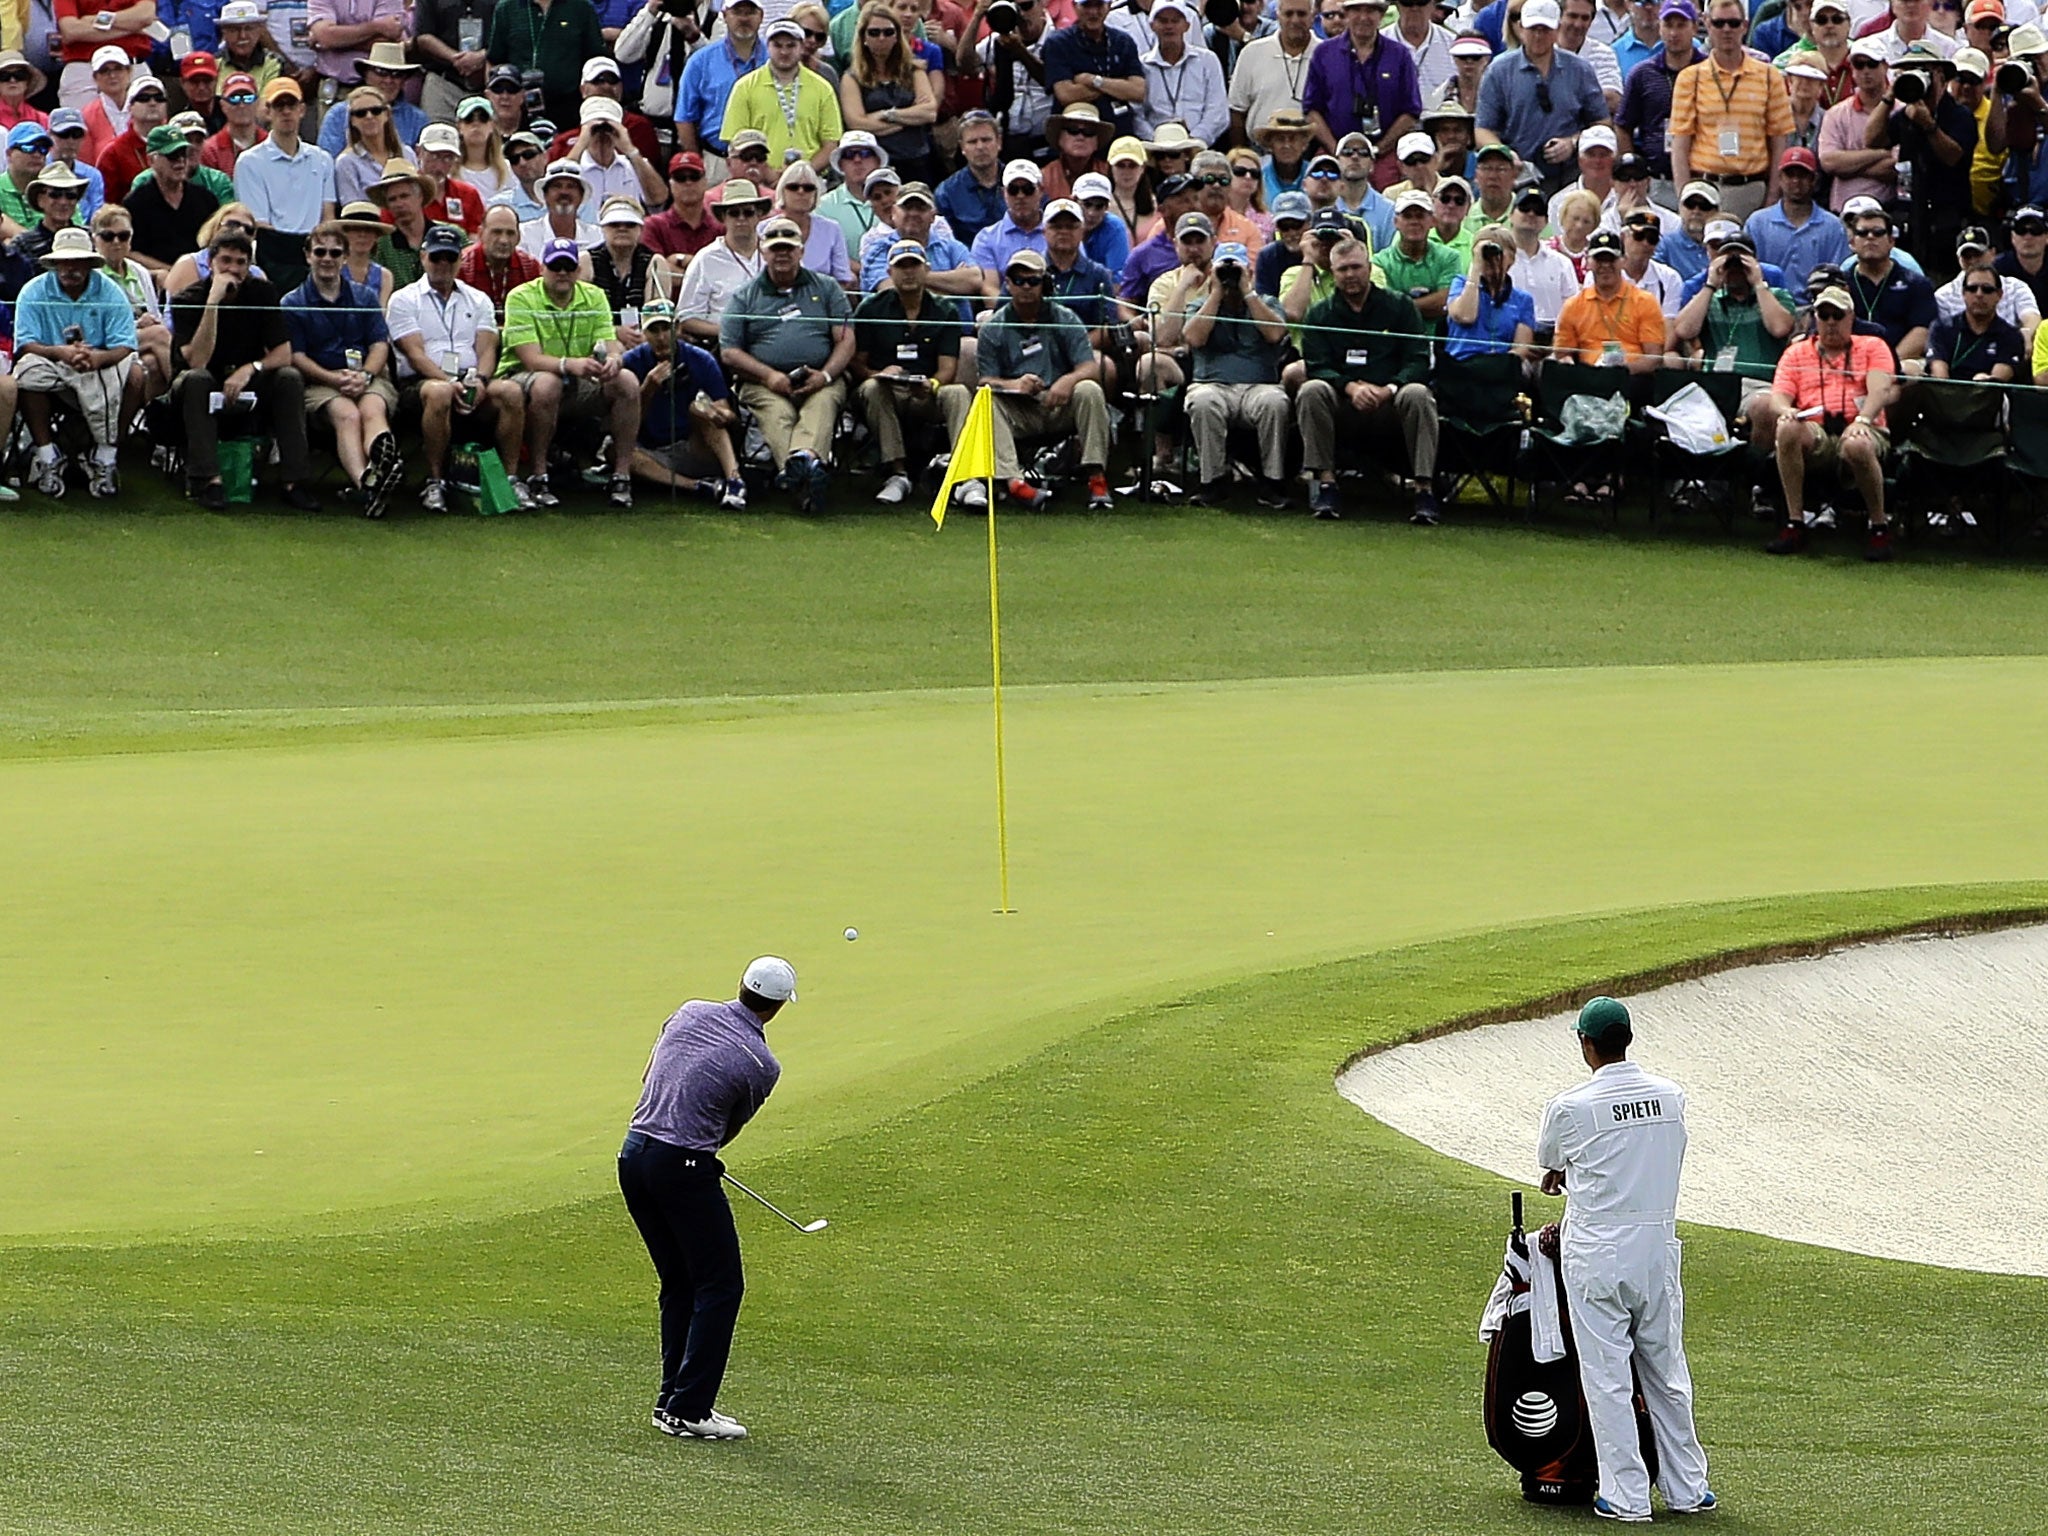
top-left (145, 124), bottom-right (190, 157)
top-left (1576, 996), bottom-right (1631, 1041)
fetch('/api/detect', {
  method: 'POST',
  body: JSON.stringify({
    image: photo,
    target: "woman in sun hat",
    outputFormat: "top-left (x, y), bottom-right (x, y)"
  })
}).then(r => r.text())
top-left (0, 50), bottom-right (50, 132)
top-left (334, 199), bottom-right (395, 308)
top-left (590, 196), bottom-right (656, 342)
top-left (1106, 132), bottom-right (1154, 233)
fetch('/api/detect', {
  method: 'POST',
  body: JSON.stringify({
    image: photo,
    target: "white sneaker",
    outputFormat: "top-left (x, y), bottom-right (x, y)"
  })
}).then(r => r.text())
top-left (88, 458), bottom-right (119, 499)
top-left (676, 1410), bottom-right (747, 1440)
top-left (33, 452), bottom-right (65, 498)
top-left (955, 480), bottom-right (987, 509)
top-left (876, 472), bottom-right (912, 504)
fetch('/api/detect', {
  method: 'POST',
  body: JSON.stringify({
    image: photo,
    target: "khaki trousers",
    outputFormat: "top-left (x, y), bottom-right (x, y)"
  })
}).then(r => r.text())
top-left (1185, 380), bottom-right (1290, 483)
top-left (738, 377), bottom-right (848, 466)
top-left (1298, 378), bottom-right (1438, 479)
top-left (943, 379), bottom-right (1110, 480)
top-left (858, 377), bottom-right (970, 468)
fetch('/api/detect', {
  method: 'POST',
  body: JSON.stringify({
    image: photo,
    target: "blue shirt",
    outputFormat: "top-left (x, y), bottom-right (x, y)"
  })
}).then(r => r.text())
top-left (622, 337), bottom-right (728, 448)
top-left (1471, 0), bottom-right (1507, 52)
top-left (1340, 185), bottom-right (1396, 252)
top-left (234, 137), bottom-right (338, 235)
top-left (14, 268), bottom-right (138, 350)
top-left (281, 273), bottom-right (389, 371)
top-left (1611, 30), bottom-right (1659, 81)
top-left (860, 229), bottom-right (976, 292)
top-left (1262, 161), bottom-right (1306, 206)
top-left (935, 165), bottom-right (1006, 249)
top-left (1083, 216), bottom-right (1128, 272)
top-left (969, 213), bottom-right (1049, 277)
top-left (1843, 259), bottom-right (1938, 348)
top-left (1046, 250), bottom-right (1118, 328)
top-left (1041, 24), bottom-right (1145, 135)
top-left (627, 997), bottom-right (782, 1152)
top-left (1660, 227), bottom-right (1708, 280)
top-left (1476, 48), bottom-right (1609, 172)
top-left (677, 37), bottom-right (768, 151)
top-left (1743, 202), bottom-right (1850, 294)
top-left (318, 97), bottom-right (429, 159)
top-left (1444, 273), bottom-right (1534, 358)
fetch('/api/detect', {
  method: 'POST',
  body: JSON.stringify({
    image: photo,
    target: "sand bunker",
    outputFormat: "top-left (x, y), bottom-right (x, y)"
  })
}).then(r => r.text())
top-left (1338, 925), bottom-right (2048, 1276)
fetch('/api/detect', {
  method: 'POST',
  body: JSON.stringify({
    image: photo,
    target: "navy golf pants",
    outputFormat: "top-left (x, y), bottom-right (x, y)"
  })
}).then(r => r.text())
top-left (618, 1132), bottom-right (745, 1420)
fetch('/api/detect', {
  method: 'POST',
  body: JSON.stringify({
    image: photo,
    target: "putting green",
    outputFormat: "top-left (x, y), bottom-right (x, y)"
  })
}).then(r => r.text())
top-left (13, 654), bottom-right (2048, 1240)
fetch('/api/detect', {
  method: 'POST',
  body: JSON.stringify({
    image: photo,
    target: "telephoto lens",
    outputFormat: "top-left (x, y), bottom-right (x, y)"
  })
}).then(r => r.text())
top-left (986, 0), bottom-right (1020, 31)
top-left (1999, 60), bottom-right (2030, 95)
top-left (1893, 69), bottom-right (1927, 104)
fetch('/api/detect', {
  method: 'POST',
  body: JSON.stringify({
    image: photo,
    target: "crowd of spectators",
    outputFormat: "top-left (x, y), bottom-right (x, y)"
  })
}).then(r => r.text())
top-left (0, 0), bottom-right (2041, 552)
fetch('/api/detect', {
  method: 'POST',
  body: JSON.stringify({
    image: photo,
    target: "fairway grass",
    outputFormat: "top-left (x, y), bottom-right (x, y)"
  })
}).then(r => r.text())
top-left (3, 893), bottom-right (2045, 1535)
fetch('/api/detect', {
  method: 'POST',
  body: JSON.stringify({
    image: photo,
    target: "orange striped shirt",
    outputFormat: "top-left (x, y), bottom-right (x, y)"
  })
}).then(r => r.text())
top-left (1554, 282), bottom-right (1667, 362)
top-left (1669, 56), bottom-right (1794, 177)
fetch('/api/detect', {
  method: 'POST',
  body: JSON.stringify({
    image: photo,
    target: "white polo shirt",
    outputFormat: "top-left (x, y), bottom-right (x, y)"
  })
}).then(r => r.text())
top-left (1537, 1060), bottom-right (1689, 1231)
top-left (387, 275), bottom-right (498, 379)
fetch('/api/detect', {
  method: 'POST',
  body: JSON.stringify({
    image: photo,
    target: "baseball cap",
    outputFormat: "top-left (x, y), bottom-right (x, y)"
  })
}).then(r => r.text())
top-left (5, 122), bottom-right (48, 151)
top-left (169, 110), bottom-right (207, 136)
top-left (1716, 232), bottom-right (1755, 255)
top-left (1659, 0), bottom-right (1696, 16)
top-left (1967, 0), bottom-right (2005, 17)
top-left (421, 223), bottom-right (465, 256)
top-left (456, 94), bottom-right (492, 120)
top-left (1272, 190), bottom-right (1312, 222)
top-left (1841, 193), bottom-right (1886, 220)
top-left (1073, 171), bottom-right (1113, 201)
top-left (1957, 223), bottom-right (1993, 253)
top-left (759, 216), bottom-right (804, 247)
top-left (1679, 179), bottom-right (1720, 207)
top-left (90, 44), bottom-right (131, 71)
top-left (1811, 0), bottom-right (1849, 13)
top-left (741, 956), bottom-right (798, 1002)
top-left (1579, 124), bottom-right (1617, 153)
top-left (641, 299), bottom-right (674, 327)
top-left (1848, 37), bottom-right (1887, 61)
top-left (1586, 228), bottom-right (1624, 255)
top-left (764, 17), bottom-right (805, 38)
top-left (505, 130), bottom-right (543, 154)
top-left (1306, 152), bottom-right (1342, 174)
top-left (1045, 196), bottom-right (1083, 221)
top-left (894, 179), bottom-right (934, 206)
top-left (865, 164), bottom-right (902, 191)
top-left (580, 54), bottom-right (622, 82)
top-left (887, 238), bottom-right (928, 265)
top-left (417, 122), bottom-right (460, 154)
top-left (1107, 134), bottom-right (1148, 166)
top-left (1614, 152), bottom-right (1650, 180)
top-left (1779, 145), bottom-right (1819, 173)
top-left (1450, 29), bottom-right (1491, 54)
top-left (125, 75), bottom-right (165, 106)
top-left (144, 124), bottom-right (189, 156)
top-left (1002, 157), bottom-right (1042, 187)
top-left (1897, 39), bottom-right (1947, 67)
top-left (1213, 240), bottom-right (1249, 266)
top-left (262, 76), bottom-right (303, 103)
top-left (1005, 247), bottom-right (1048, 273)
top-left (1513, 183), bottom-right (1548, 210)
top-left (1521, 0), bottom-right (1560, 26)
top-left (727, 128), bottom-right (770, 153)
top-left (180, 50), bottom-right (219, 78)
top-left (1784, 60), bottom-right (1828, 82)
top-left (598, 196), bottom-right (644, 226)
top-left (1394, 187), bottom-right (1434, 213)
top-left (1476, 142), bottom-right (1517, 163)
top-left (47, 106), bottom-right (83, 135)
top-left (2013, 204), bottom-right (2048, 231)
top-left (488, 63), bottom-right (524, 88)
top-left (669, 150), bottom-right (704, 175)
top-left (1175, 208), bottom-right (1215, 238)
top-left (1310, 206), bottom-right (1354, 233)
top-left (1575, 996), bottom-right (1630, 1042)
top-left (1952, 46), bottom-right (1989, 77)
top-left (1396, 130), bottom-right (1435, 162)
top-left (1703, 217), bottom-right (1741, 241)
top-left (1813, 284), bottom-right (1853, 313)
top-left (541, 236), bottom-right (581, 268)
top-left (580, 96), bottom-right (624, 126)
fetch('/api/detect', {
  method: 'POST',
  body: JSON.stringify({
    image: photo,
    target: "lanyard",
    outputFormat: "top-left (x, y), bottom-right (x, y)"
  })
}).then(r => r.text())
top-left (1709, 58), bottom-right (1743, 117)
top-left (772, 73), bottom-right (801, 137)
top-left (1816, 341), bottom-right (1860, 416)
top-left (427, 285), bottom-right (473, 364)
top-left (1153, 54), bottom-right (1185, 119)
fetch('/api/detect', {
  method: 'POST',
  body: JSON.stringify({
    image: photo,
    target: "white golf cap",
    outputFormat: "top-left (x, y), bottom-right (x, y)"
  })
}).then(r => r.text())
top-left (742, 955), bottom-right (798, 1002)
top-left (1001, 157), bottom-right (1042, 185)
top-left (1952, 45), bottom-right (1989, 76)
top-left (1703, 217), bottom-right (1741, 241)
top-left (417, 122), bottom-right (460, 154)
top-left (1679, 178), bottom-right (1720, 206)
top-left (1396, 130), bottom-right (1436, 161)
top-left (580, 95), bottom-right (624, 125)
top-left (1521, 0), bottom-right (1560, 26)
top-left (1841, 193), bottom-right (1886, 219)
top-left (91, 43), bottom-right (131, 71)
top-left (580, 54), bottom-right (622, 82)
top-left (1579, 123), bottom-right (1617, 152)
top-left (1072, 170), bottom-right (1113, 199)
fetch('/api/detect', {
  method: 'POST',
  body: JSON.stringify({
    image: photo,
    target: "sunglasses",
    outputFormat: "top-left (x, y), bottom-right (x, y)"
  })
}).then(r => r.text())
top-left (225, 91), bottom-right (257, 104)
top-left (842, 147), bottom-right (878, 159)
top-left (2017, 223), bottom-right (2048, 234)
top-left (0, 70), bottom-right (29, 83)
top-left (732, 148), bottom-right (768, 161)
top-left (310, 247), bottom-right (346, 258)
top-left (1962, 280), bottom-right (2000, 292)
top-left (488, 81), bottom-right (522, 91)
top-left (1815, 304), bottom-right (1849, 318)
top-left (1851, 225), bottom-right (1889, 237)
top-left (671, 169), bottom-right (703, 182)
top-left (1005, 182), bottom-right (1037, 194)
top-left (1232, 165), bottom-right (1259, 177)
top-left (14, 139), bottom-right (49, 153)
top-left (1627, 224), bottom-right (1658, 237)
top-left (1437, 190), bottom-right (1468, 203)
top-left (222, 219), bottom-right (255, 234)
top-left (1708, 14), bottom-right (1743, 24)
top-left (132, 92), bottom-right (166, 103)
top-left (351, 104), bottom-right (388, 118)
top-left (865, 24), bottom-right (899, 34)
top-left (510, 148), bottom-right (541, 163)
top-left (96, 227), bottom-right (132, 239)
top-left (1307, 166), bottom-right (1341, 178)
top-left (803, 25), bottom-right (828, 37)
top-left (1007, 271), bottom-right (1044, 283)
top-left (43, 185), bottom-right (78, 196)
top-left (544, 259), bottom-right (581, 271)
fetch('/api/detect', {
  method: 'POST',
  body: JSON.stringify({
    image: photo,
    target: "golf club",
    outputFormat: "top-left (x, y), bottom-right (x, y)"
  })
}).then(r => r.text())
top-left (723, 1171), bottom-right (828, 1233)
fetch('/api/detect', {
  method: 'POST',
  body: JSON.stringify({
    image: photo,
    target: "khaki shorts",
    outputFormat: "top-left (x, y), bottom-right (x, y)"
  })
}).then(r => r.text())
top-left (305, 374), bottom-right (399, 416)
top-left (1805, 419), bottom-right (1889, 477)
top-left (517, 371), bottom-right (608, 418)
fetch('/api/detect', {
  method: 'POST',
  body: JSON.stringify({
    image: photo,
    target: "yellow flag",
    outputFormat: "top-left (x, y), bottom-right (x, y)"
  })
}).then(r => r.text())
top-left (930, 386), bottom-right (996, 529)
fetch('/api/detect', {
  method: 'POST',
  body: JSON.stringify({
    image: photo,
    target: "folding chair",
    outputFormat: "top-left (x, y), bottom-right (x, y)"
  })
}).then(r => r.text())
top-left (1637, 367), bottom-right (1754, 532)
top-left (1521, 360), bottom-right (1636, 522)
top-left (1433, 352), bottom-right (1529, 516)
top-left (1891, 377), bottom-right (2009, 545)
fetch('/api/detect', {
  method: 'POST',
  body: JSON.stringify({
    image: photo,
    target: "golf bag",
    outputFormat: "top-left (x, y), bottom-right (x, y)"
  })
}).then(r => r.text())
top-left (1480, 1193), bottom-right (1658, 1506)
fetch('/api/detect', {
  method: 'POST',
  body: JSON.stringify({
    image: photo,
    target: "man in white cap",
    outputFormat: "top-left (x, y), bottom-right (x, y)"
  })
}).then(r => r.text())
top-left (968, 156), bottom-right (1050, 285)
top-left (415, 122), bottom-right (485, 234)
top-left (1817, 39), bottom-right (1897, 214)
top-left (853, 238), bottom-right (968, 503)
top-left (618, 956), bottom-right (798, 1442)
top-left (1227, 0), bottom-right (1318, 148)
top-left (1475, 0), bottom-right (1611, 192)
top-left (819, 130), bottom-right (891, 257)
top-left (1547, 120), bottom-right (1619, 227)
top-left (13, 224), bottom-right (138, 499)
top-left (520, 159), bottom-right (602, 261)
top-left (570, 94), bottom-right (668, 214)
top-left (723, 16), bottom-right (845, 174)
top-left (1537, 997), bottom-right (1716, 1523)
top-left (546, 56), bottom-right (665, 168)
top-left (1137, 1), bottom-right (1228, 146)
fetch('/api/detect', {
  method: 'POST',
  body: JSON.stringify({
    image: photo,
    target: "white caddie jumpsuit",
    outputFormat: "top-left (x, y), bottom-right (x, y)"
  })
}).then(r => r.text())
top-left (1536, 1060), bottom-right (1712, 1519)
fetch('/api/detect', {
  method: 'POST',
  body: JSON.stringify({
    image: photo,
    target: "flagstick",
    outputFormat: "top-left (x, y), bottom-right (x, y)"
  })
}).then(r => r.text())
top-left (986, 464), bottom-right (1014, 914)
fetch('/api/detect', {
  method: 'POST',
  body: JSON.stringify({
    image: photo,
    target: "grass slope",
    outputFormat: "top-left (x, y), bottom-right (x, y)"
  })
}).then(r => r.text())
top-left (9, 502), bottom-right (2048, 751)
top-left (3, 891), bottom-right (2044, 1535)
top-left (13, 657), bottom-right (2048, 1236)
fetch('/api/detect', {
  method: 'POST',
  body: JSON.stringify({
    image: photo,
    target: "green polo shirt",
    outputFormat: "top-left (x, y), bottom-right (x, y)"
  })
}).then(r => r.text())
top-left (486, 0), bottom-right (607, 101)
top-left (498, 276), bottom-right (615, 374)
top-left (1372, 238), bottom-right (1462, 307)
top-left (130, 165), bottom-right (236, 206)
top-left (721, 266), bottom-right (851, 374)
top-left (372, 221), bottom-right (463, 290)
top-left (1698, 285), bottom-right (1798, 379)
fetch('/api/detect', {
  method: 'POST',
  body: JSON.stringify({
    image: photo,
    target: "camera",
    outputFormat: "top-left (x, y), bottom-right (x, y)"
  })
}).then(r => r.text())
top-left (1204, 0), bottom-right (1240, 26)
top-left (1892, 68), bottom-right (1928, 104)
top-left (1475, 238), bottom-right (1502, 258)
top-left (659, 0), bottom-right (695, 14)
top-left (1998, 60), bottom-right (2031, 95)
top-left (986, 0), bottom-right (1021, 31)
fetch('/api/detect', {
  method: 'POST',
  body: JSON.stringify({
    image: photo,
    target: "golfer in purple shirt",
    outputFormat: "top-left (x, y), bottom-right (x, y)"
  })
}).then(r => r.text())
top-left (1301, 0), bottom-right (1422, 180)
top-left (618, 954), bottom-right (796, 1442)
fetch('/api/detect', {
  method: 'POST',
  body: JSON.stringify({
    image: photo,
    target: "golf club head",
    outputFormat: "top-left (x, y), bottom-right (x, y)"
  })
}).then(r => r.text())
top-left (801, 1219), bottom-right (829, 1233)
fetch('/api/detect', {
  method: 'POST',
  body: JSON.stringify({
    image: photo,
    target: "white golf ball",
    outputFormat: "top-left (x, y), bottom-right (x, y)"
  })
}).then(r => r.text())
top-left (845, 927), bottom-right (859, 942)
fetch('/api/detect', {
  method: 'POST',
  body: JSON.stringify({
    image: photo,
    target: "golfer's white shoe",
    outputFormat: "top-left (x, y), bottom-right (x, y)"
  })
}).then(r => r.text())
top-left (670, 1409), bottom-right (747, 1440)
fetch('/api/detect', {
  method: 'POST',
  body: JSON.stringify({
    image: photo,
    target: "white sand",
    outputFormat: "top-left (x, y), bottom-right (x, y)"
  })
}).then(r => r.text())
top-left (1337, 925), bottom-right (2048, 1276)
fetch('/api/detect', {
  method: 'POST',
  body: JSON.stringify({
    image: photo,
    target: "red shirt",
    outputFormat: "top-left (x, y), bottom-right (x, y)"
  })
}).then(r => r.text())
top-left (427, 177), bottom-right (486, 234)
top-left (56, 0), bottom-right (155, 65)
top-left (201, 125), bottom-right (265, 177)
top-left (457, 243), bottom-right (541, 323)
top-left (641, 203), bottom-right (722, 258)
top-left (0, 102), bottom-right (50, 132)
top-left (98, 126), bottom-right (148, 206)
top-left (547, 111), bottom-right (662, 171)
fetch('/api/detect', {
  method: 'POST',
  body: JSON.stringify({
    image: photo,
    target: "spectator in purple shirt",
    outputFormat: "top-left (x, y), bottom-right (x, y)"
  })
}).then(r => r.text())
top-left (618, 955), bottom-right (797, 1444)
top-left (1119, 171), bottom-right (1201, 301)
top-left (1301, 0), bottom-right (1422, 188)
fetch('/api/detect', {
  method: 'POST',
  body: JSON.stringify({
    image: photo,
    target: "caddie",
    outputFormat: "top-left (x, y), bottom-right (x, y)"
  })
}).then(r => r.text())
top-left (1536, 996), bottom-right (1716, 1523)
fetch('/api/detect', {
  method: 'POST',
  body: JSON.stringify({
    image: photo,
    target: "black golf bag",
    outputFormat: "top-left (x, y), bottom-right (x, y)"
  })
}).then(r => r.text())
top-left (1482, 1194), bottom-right (1658, 1506)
